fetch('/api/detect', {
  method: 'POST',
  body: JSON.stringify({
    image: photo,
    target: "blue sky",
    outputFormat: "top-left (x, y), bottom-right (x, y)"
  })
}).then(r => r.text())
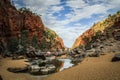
top-left (13, 0), bottom-right (120, 48)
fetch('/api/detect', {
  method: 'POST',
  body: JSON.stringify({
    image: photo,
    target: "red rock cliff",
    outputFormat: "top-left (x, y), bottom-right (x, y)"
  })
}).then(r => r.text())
top-left (0, 0), bottom-right (64, 51)
top-left (72, 11), bottom-right (120, 49)
top-left (72, 29), bottom-right (94, 48)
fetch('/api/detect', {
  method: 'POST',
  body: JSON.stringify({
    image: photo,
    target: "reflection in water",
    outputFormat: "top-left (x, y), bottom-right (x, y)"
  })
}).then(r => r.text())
top-left (58, 59), bottom-right (74, 71)
top-left (51, 59), bottom-right (64, 72)
top-left (28, 58), bottom-right (74, 75)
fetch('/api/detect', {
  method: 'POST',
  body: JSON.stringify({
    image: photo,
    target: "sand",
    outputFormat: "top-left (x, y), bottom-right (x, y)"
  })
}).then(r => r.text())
top-left (43, 53), bottom-right (120, 80)
top-left (0, 53), bottom-right (120, 80)
top-left (0, 58), bottom-right (45, 80)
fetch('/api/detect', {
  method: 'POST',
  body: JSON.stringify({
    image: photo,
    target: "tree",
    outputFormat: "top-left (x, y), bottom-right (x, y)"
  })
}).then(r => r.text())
top-left (0, 40), bottom-right (5, 56)
top-left (19, 7), bottom-right (32, 13)
top-left (95, 30), bottom-right (102, 39)
top-left (82, 36), bottom-right (91, 50)
top-left (18, 7), bottom-right (41, 16)
top-left (39, 39), bottom-right (47, 51)
top-left (7, 37), bottom-right (19, 52)
top-left (108, 14), bottom-right (112, 18)
top-left (83, 36), bottom-right (90, 45)
top-left (41, 28), bottom-right (56, 50)
top-left (20, 27), bottom-right (29, 51)
top-left (32, 35), bottom-right (39, 48)
top-left (11, 0), bottom-right (14, 6)
top-left (93, 23), bottom-right (96, 26)
top-left (117, 11), bottom-right (120, 14)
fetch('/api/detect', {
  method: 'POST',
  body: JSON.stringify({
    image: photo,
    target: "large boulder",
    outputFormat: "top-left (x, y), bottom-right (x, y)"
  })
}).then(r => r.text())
top-left (12, 55), bottom-right (25, 60)
top-left (86, 49), bottom-right (100, 57)
top-left (112, 54), bottom-right (120, 62)
top-left (28, 64), bottom-right (56, 75)
top-left (71, 58), bottom-right (84, 65)
top-left (7, 67), bottom-right (28, 73)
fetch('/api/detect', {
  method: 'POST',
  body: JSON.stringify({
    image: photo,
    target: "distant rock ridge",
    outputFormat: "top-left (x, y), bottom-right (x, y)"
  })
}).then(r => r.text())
top-left (0, 0), bottom-right (64, 52)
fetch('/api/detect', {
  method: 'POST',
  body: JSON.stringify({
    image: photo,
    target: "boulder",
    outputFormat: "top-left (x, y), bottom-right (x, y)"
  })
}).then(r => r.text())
top-left (0, 75), bottom-right (3, 80)
top-left (17, 56), bottom-right (25, 59)
top-left (12, 55), bottom-right (25, 60)
top-left (7, 67), bottom-right (28, 73)
top-left (112, 54), bottom-right (120, 62)
top-left (36, 54), bottom-right (46, 60)
top-left (46, 64), bottom-right (56, 73)
top-left (86, 49), bottom-right (100, 57)
top-left (40, 65), bottom-right (56, 75)
top-left (88, 52), bottom-right (100, 57)
top-left (29, 65), bottom-right (41, 73)
top-left (26, 50), bottom-right (46, 60)
top-left (40, 68), bottom-right (49, 75)
top-left (26, 51), bottom-right (36, 58)
top-left (71, 58), bottom-right (84, 65)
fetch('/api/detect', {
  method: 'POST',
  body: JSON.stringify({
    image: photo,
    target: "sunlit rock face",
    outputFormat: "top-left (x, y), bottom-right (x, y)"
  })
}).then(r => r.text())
top-left (0, 0), bottom-right (65, 51)
top-left (72, 29), bottom-right (94, 49)
top-left (72, 12), bottom-right (120, 52)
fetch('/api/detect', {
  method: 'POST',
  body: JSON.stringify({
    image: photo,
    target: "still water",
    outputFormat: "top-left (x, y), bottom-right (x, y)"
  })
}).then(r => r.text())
top-left (58, 59), bottom-right (74, 71)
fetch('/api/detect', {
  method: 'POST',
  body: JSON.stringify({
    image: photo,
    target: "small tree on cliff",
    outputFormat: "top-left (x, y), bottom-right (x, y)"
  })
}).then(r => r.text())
top-left (83, 36), bottom-right (90, 45)
top-left (19, 7), bottom-right (32, 13)
top-left (40, 28), bottom-right (56, 50)
top-left (45, 29), bottom-right (56, 48)
top-left (91, 30), bottom-right (102, 42)
top-left (117, 11), bottom-right (120, 14)
top-left (39, 38), bottom-right (48, 51)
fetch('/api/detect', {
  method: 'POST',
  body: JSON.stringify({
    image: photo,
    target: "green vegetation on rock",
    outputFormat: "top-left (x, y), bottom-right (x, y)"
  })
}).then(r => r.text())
top-left (7, 37), bottom-right (19, 52)
top-left (32, 35), bottom-right (39, 49)
top-left (39, 28), bottom-right (57, 50)
top-left (19, 7), bottom-right (32, 14)
top-left (20, 27), bottom-right (29, 52)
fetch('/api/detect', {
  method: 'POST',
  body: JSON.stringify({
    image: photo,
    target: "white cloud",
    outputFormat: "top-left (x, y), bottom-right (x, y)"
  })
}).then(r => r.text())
top-left (109, 0), bottom-right (120, 8)
top-left (50, 6), bottom-right (64, 13)
top-left (65, 1), bottom-right (113, 23)
top-left (66, 0), bottom-right (87, 9)
top-left (21, 0), bottom-right (61, 16)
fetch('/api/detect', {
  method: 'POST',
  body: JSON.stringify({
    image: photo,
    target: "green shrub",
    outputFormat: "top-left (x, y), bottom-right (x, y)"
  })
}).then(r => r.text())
top-left (83, 36), bottom-right (90, 44)
top-left (19, 7), bottom-right (32, 13)
top-left (39, 28), bottom-right (57, 50)
top-left (85, 43), bottom-right (91, 50)
top-left (7, 37), bottom-right (19, 52)
top-left (20, 27), bottom-right (29, 50)
top-left (0, 40), bottom-right (4, 52)
top-left (32, 35), bottom-right (39, 48)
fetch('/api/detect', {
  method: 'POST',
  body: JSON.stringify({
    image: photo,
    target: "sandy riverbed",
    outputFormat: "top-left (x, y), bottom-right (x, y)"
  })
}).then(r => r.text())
top-left (0, 53), bottom-right (120, 80)
top-left (43, 53), bottom-right (120, 80)
top-left (0, 58), bottom-right (45, 80)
